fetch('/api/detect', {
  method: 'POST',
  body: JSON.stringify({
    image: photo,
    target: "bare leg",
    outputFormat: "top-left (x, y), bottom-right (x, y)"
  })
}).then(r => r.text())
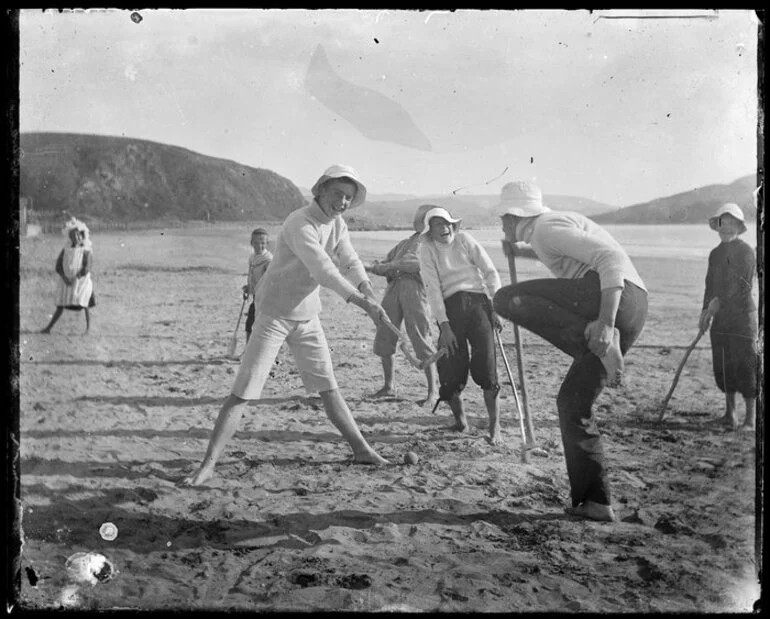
top-left (448, 393), bottom-right (468, 432)
top-left (182, 394), bottom-right (250, 486)
top-left (41, 307), bottom-right (64, 334)
top-left (717, 392), bottom-right (738, 429)
top-left (418, 363), bottom-right (439, 408)
top-left (484, 387), bottom-right (501, 445)
top-left (369, 355), bottom-right (397, 398)
top-left (84, 308), bottom-right (91, 335)
top-left (319, 389), bottom-right (388, 464)
top-left (741, 396), bottom-right (756, 431)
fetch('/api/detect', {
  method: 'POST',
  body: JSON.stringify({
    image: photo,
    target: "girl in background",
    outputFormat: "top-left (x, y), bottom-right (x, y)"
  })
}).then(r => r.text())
top-left (41, 217), bottom-right (96, 335)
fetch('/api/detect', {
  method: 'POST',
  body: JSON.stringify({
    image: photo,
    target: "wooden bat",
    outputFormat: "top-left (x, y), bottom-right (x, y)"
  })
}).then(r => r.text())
top-left (227, 296), bottom-right (248, 357)
top-left (496, 330), bottom-right (534, 461)
top-left (382, 318), bottom-right (447, 370)
top-left (657, 328), bottom-right (706, 422)
top-left (505, 242), bottom-right (536, 445)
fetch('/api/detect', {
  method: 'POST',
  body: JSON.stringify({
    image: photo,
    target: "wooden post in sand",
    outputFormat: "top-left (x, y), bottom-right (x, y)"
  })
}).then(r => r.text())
top-left (504, 241), bottom-right (536, 445)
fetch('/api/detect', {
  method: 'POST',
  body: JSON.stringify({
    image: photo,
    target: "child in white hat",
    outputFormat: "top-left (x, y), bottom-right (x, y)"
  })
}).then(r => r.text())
top-left (418, 206), bottom-right (504, 445)
top-left (699, 203), bottom-right (757, 430)
top-left (184, 164), bottom-right (389, 486)
top-left (40, 217), bottom-right (96, 335)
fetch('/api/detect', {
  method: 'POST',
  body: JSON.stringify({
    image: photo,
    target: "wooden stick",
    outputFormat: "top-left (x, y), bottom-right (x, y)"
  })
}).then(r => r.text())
top-left (496, 330), bottom-right (533, 461)
top-left (227, 296), bottom-right (247, 357)
top-left (505, 243), bottom-right (536, 444)
top-left (657, 328), bottom-right (706, 422)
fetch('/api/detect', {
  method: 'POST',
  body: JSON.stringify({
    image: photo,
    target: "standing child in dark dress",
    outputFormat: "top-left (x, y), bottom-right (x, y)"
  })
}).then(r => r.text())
top-left (698, 203), bottom-right (758, 431)
top-left (242, 228), bottom-right (273, 343)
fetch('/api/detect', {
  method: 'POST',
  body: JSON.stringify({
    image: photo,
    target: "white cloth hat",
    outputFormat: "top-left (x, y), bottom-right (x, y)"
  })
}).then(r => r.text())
top-left (421, 207), bottom-right (461, 234)
top-left (709, 203), bottom-right (747, 233)
top-left (311, 164), bottom-right (367, 208)
top-left (494, 181), bottom-right (551, 218)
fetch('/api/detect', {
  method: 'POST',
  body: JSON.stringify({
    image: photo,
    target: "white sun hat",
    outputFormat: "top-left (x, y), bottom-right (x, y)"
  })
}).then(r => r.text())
top-left (311, 164), bottom-right (367, 208)
top-left (421, 206), bottom-right (462, 234)
top-left (494, 181), bottom-right (551, 218)
top-left (709, 203), bottom-right (747, 234)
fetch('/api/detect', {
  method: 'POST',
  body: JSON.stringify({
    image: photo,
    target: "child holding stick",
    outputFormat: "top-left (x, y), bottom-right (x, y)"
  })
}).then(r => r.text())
top-left (699, 203), bottom-right (758, 431)
top-left (418, 207), bottom-right (504, 445)
top-left (242, 228), bottom-right (273, 343)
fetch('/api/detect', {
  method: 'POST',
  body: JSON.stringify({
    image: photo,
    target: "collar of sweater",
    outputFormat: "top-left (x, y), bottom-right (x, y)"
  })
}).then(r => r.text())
top-left (308, 199), bottom-right (341, 225)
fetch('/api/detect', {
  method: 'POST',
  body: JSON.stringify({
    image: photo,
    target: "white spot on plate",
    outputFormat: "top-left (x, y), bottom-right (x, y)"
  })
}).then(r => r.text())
top-left (99, 522), bottom-right (118, 541)
top-left (65, 552), bottom-right (115, 585)
top-left (58, 584), bottom-right (81, 607)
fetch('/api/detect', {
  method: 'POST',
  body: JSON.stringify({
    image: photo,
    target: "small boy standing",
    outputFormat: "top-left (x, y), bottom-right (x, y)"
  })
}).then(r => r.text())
top-left (698, 203), bottom-right (758, 431)
top-left (418, 207), bottom-right (504, 445)
top-left (242, 228), bottom-right (273, 342)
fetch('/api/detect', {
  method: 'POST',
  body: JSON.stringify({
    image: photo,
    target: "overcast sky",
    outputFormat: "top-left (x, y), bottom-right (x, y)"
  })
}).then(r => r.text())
top-left (18, 9), bottom-right (759, 207)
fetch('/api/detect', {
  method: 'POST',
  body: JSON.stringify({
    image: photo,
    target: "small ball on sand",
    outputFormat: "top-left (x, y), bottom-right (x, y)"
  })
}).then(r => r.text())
top-left (404, 451), bottom-right (419, 465)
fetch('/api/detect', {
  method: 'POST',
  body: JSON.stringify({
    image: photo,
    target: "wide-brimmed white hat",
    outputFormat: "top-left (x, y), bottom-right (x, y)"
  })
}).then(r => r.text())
top-left (494, 181), bottom-right (551, 218)
top-left (421, 206), bottom-right (462, 234)
top-left (311, 164), bottom-right (367, 208)
top-left (413, 204), bottom-right (437, 232)
top-left (709, 203), bottom-right (747, 234)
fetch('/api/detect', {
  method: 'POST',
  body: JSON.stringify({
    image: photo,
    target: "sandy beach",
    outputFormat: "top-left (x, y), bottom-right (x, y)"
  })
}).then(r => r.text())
top-left (16, 223), bottom-right (760, 612)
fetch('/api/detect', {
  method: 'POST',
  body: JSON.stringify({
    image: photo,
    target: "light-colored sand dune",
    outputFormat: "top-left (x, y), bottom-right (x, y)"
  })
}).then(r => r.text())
top-left (16, 225), bottom-right (759, 612)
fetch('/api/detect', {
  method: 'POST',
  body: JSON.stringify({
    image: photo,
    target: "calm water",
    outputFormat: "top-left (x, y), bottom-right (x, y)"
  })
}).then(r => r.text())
top-left (350, 223), bottom-right (759, 262)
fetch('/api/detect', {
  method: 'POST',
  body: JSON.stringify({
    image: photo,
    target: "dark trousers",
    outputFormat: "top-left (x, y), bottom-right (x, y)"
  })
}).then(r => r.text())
top-left (493, 271), bottom-right (648, 507)
top-left (437, 291), bottom-right (499, 402)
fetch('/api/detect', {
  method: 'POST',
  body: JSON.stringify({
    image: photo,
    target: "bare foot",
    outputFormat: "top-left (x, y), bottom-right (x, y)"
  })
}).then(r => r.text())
top-left (180, 465), bottom-right (215, 487)
top-left (486, 426), bottom-right (503, 445)
top-left (599, 328), bottom-right (624, 388)
top-left (451, 420), bottom-right (468, 433)
top-left (417, 394), bottom-right (439, 409)
top-left (740, 422), bottom-right (755, 432)
top-left (714, 414), bottom-right (739, 430)
top-left (565, 501), bottom-right (616, 522)
top-left (353, 450), bottom-right (389, 465)
top-left (368, 386), bottom-right (397, 399)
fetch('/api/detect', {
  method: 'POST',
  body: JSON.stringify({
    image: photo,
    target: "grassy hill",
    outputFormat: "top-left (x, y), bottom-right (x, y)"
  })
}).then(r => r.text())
top-left (19, 132), bottom-right (305, 224)
top-left (592, 175), bottom-right (757, 225)
top-left (305, 192), bottom-right (617, 230)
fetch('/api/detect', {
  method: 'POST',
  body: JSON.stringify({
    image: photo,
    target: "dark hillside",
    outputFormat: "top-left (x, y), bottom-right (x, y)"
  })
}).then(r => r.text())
top-left (19, 132), bottom-right (305, 223)
top-left (592, 175), bottom-right (757, 225)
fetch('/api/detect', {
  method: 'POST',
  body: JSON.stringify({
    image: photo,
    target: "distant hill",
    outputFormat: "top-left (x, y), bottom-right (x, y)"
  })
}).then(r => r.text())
top-left (19, 132), bottom-right (305, 223)
top-left (320, 192), bottom-right (617, 230)
top-left (592, 175), bottom-right (757, 225)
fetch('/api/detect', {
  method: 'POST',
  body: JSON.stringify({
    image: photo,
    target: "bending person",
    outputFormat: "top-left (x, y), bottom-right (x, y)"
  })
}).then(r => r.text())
top-left (184, 165), bottom-right (389, 486)
top-left (492, 181), bottom-right (648, 522)
top-left (365, 203), bottom-right (438, 407)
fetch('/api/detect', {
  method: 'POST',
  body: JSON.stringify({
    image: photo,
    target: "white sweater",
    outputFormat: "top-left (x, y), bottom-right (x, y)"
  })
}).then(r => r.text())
top-left (253, 201), bottom-right (370, 320)
top-left (419, 231), bottom-right (501, 323)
